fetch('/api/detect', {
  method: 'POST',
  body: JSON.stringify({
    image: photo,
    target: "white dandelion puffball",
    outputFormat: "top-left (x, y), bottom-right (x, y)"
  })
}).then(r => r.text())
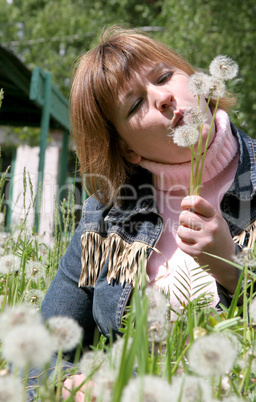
top-left (145, 287), bottom-right (170, 342)
top-left (209, 55), bottom-right (239, 81)
top-left (169, 374), bottom-right (212, 402)
top-left (2, 323), bottom-right (55, 368)
top-left (0, 375), bottom-right (23, 402)
top-left (109, 336), bottom-right (133, 370)
top-left (172, 125), bottom-right (199, 148)
top-left (24, 289), bottom-right (45, 309)
top-left (25, 260), bottom-right (46, 281)
top-left (145, 287), bottom-right (169, 321)
top-left (79, 349), bottom-right (106, 377)
top-left (188, 72), bottom-right (212, 96)
top-left (92, 364), bottom-right (118, 402)
top-left (234, 247), bottom-right (256, 268)
top-left (188, 333), bottom-right (237, 377)
top-left (0, 231), bottom-right (9, 247)
top-left (121, 375), bottom-right (173, 402)
top-left (0, 254), bottom-right (20, 275)
top-left (0, 304), bottom-right (42, 340)
top-left (249, 297), bottom-right (256, 322)
top-left (208, 76), bottom-right (226, 100)
top-left (47, 315), bottom-right (83, 352)
top-left (183, 108), bottom-right (206, 128)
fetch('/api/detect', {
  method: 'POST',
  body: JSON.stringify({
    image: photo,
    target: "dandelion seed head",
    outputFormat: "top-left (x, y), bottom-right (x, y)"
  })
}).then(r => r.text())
top-left (0, 232), bottom-right (9, 247)
top-left (110, 337), bottom-right (129, 368)
top-left (2, 323), bottom-right (55, 368)
top-left (146, 287), bottom-right (169, 318)
top-left (222, 397), bottom-right (245, 402)
top-left (188, 72), bottom-right (211, 96)
top-left (209, 55), bottom-right (239, 80)
top-left (0, 254), bottom-right (20, 275)
top-left (208, 76), bottom-right (226, 100)
top-left (183, 108), bottom-right (206, 127)
top-left (11, 226), bottom-right (33, 243)
top-left (0, 304), bottom-right (42, 340)
top-left (79, 349), bottom-right (106, 377)
top-left (38, 242), bottom-right (50, 263)
top-left (121, 375), bottom-right (173, 402)
top-left (234, 247), bottom-right (256, 267)
top-left (47, 316), bottom-right (83, 352)
top-left (148, 320), bottom-right (169, 343)
top-left (92, 365), bottom-right (117, 402)
top-left (145, 287), bottom-right (170, 342)
top-left (24, 289), bottom-right (45, 309)
top-left (171, 124), bottom-right (199, 148)
top-left (188, 333), bottom-right (237, 376)
top-left (0, 375), bottom-right (23, 402)
top-left (223, 331), bottom-right (242, 355)
top-left (221, 376), bottom-right (231, 394)
top-left (169, 374), bottom-right (212, 402)
top-left (25, 260), bottom-right (46, 281)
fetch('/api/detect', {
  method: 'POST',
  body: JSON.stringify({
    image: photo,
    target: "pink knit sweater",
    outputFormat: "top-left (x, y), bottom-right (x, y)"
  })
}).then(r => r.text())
top-left (139, 110), bottom-right (238, 318)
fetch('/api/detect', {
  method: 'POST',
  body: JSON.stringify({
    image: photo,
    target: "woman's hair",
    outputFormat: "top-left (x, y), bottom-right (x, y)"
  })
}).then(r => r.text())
top-left (70, 26), bottom-right (236, 205)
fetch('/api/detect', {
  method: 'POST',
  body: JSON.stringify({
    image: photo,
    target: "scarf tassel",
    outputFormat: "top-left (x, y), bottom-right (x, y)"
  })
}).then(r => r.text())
top-left (79, 232), bottom-right (150, 287)
top-left (233, 219), bottom-right (256, 249)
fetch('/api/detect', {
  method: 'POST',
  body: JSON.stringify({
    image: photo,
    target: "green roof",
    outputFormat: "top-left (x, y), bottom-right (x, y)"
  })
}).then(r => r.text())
top-left (0, 45), bottom-right (69, 131)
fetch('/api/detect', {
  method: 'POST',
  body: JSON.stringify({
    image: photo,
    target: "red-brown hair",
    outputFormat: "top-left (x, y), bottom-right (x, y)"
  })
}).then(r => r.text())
top-left (70, 26), bottom-right (235, 204)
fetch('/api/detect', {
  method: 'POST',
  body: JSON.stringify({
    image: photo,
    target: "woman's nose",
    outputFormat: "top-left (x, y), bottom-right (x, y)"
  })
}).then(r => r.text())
top-left (154, 88), bottom-right (173, 112)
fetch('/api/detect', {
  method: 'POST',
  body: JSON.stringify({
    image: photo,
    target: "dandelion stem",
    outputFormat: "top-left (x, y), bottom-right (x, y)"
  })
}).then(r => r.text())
top-left (243, 264), bottom-right (248, 348)
top-left (170, 343), bottom-right (190, 375)
top-left (55, 348), bottom-right (63, 401)
top-left (190, 145), bottom-right (195, 195)
top-left (198, 97), bottom-right (220, 190)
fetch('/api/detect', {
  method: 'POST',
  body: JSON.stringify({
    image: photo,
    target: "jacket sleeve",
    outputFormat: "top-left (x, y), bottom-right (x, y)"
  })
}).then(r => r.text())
top-left (26, 219), bottom-right (96, 401)
top-left (41, 217), bottom-right (96, 346)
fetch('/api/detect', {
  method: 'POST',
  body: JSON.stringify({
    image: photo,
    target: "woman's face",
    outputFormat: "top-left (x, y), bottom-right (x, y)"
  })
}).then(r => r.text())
top-left (111, 61), bottom-right (215, 165)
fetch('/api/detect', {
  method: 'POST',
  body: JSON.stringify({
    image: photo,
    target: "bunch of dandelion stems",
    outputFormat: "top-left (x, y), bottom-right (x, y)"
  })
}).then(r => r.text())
top-left (190, 95), bottom-right (220, 196)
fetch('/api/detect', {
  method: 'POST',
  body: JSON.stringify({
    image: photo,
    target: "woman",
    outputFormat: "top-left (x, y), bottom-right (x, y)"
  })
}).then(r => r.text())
top-left (27, 26), bottom-right (256, 401)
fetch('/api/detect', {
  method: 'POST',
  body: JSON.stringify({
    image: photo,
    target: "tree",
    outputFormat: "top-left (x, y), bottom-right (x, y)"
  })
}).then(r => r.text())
top-left (154, 0), bottom-right (256, 137)
top-left (1, 0), bottom-right (255, 137)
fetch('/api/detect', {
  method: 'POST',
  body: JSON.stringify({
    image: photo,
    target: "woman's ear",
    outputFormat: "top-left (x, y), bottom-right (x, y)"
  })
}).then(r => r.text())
top-left (119, 138), bottom-right (142, 164)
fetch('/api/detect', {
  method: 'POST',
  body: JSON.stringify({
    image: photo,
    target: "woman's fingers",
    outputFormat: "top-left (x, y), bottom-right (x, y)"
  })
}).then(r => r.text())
top-left (179, 210), bottom-right (204, 231)
top-left (62, 374), bottom-right (95, 401)
top-left (181, 195), bottom-right (215, 218)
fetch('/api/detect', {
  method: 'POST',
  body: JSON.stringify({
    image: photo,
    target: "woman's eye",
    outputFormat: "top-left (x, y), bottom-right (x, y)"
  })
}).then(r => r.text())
top-left (128, 98), bottom-right (143, 116)
top-left (158, 72), bottom-right (173, 84)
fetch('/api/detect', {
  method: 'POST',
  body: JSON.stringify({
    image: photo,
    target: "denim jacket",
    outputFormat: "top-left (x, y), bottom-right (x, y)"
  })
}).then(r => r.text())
top-left (26, 124), bottom-right (256, 400)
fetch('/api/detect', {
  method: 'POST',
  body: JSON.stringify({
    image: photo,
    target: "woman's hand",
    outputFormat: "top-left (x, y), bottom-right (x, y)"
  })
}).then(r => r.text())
top-left (177, 195), bottom-right (238, 294)
top-left (62, 374), bottom-right (95, 401)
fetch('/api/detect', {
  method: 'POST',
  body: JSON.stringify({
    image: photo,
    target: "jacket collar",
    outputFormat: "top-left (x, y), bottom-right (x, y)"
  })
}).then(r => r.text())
top-left (225, 123), bottom-right (256, 201)
top-left (105, 167), bottom-right (159, 223)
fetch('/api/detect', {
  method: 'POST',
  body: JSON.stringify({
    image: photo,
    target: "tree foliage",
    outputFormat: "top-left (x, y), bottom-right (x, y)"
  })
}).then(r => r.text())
top-left (0, 0), bottom-right (255, 137)
top-left (155, 0), bottom-right (256, 137)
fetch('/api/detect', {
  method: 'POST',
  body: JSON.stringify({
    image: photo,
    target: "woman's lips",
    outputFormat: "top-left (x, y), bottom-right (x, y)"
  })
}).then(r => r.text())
top-left (172, 109), bottom-right (185, 128)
